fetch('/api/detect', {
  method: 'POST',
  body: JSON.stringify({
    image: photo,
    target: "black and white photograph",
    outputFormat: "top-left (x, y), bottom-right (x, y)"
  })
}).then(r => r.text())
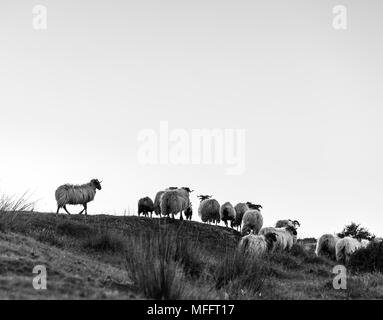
top-left (1, 0), bottom-right (383, 305)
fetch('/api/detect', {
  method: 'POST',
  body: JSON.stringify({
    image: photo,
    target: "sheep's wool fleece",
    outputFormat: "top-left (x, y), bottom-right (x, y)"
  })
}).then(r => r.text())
top-left (239, 234), bottom-right (267, 257)
top-left (198, 199), bottom-right (220, 222)
top-left (233, 203), bottom-right (249, 226)
top-left (259, 227), bottom-right (294, 251)
top-left (55, 183), bottom-right (97, 206)
top-left (220, 202), bottom-right (236, 221)
top-left (335, 237), bottom-right (362, 262)
top-left (241, 210), bottom-right (263, 235)
top-left (315, 234), bottom-right (339, 258)
top-left (160, 189), bottom-right (190, 216)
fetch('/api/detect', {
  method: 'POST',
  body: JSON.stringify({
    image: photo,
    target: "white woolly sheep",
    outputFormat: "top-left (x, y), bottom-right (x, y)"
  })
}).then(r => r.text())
top-left (197, 195), bottom-right (220, 224)
top-left (220, 202), bottom-right (236, 228)
top-left (315, 234), bottom-right (340, 260)
top-left (335, 237), bottom-right (362, 263)
top-left (275, 219), bottom-right (301, 244)
top-left (259, 225), bottom-right (297, 251)
top-left (238, 232), bottom-right (278, 257)
top-left (55, 179), bottom-right (102, 215)
top-left (160, 187), bottom-right (193, 221)
top-left (360, 239), bottom-right (370, 248)
top-left (153, 187), bottom-right (178, 217)
top-left (241, 208), bottom-right (263, 236)
top-left (232, 203), bottom-right (249, 231)
top-left (138, 196), bottom-right (154, 218)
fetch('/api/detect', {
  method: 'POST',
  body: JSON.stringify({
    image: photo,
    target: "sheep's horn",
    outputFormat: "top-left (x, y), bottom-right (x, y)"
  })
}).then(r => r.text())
top-left (293, 220), bottom-right (301, 227)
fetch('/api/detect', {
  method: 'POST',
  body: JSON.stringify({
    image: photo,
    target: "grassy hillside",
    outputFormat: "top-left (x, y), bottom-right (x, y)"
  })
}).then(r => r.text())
top-left (1, 211), bottom-right (383, 299)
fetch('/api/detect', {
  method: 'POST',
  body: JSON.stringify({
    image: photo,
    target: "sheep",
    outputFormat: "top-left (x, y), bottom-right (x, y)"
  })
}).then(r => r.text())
top-left (232, 203), bottom-right (249, 231)
top-left (315, 234), bottom-right (340, 260)
top-left (55, 179), bottom-right (102, 215)
top-left (185, 203), bottom-right (193, 221)
top-left (160, 187), bottom-right (193, 221)
top-left (153, 187), bottom-right (178, 217)
top-left (220, 202), bottom-right (236, 228)
top-left (241, 208), bottom-right (263, 235)
top-left (138, 197), bottom-right (154, 218)
top-left (360, 239), bottom-right (370, 248)
top-left (275, 219), bottom-right (301, 244)
top-left (238, 232), bottom-right (278, 257)
top-left (197, 195), bottom-right (220, 224)
top-left (335, 237), bottom-right (364, 263)
top-left (259, 225), bottom-right (297, 251)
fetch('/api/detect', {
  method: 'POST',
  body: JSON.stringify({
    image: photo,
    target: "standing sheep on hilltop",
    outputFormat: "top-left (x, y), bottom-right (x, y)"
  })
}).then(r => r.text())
top-left (241, 205), bottom-right (263, 235)
top-left (160, 187), bottom-right (193, 221)
top-left (232, 203), bottom-right (249, 231)
top-left (138, 197), bottom-right (154, 218)
top-left (220, 202), bottom-right (236, 228)
top-left (275, 219), bottom-right (301, 244)
top-left (153, 187), bottom-right (178, 217)
top-left (55, 179), bottom-right (102, 215)
top-left (198, 195), bottom-right (220, 224)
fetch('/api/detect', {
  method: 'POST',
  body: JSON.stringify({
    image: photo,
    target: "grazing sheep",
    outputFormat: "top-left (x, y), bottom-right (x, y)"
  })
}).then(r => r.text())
top-left (185, 203), bottom-right (193, 221)
top-left (275, 219), bottom-right (301, 244)
top-left (241, 209), bottom-right (263, 235)
top-left (55, 179), bottom-right (102, 215)
top-left (220, 202), bottom-right (236, 228)
top-left (198, 195), bottom-right (220, 224)
top-left (315, 234), bottom-right (340, 260)
top-left (160, 187), bottom-right (193, 221)
top-left (335, 237), bottom-right (362, 264)
top-left (138, 197), bottom-right (154, 218)
top-left (232, 203), bottom-right (249, 231)
top-left (259, 226), bottom-right (297, 251)
top-left (238, 232), bottom-right (278, 257)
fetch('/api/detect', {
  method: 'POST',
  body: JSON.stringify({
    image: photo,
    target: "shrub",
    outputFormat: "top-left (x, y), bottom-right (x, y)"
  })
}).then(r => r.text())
top-left (125, 228), bottom-right (188, 299)
top-left (56, 220), bottom-right (93, 238)
top-left (214, 248), bottom-right (267, 297)
top-left (348, 241), bottom-right (383, 273)
top-left (82, 229), bottom-right (126, 253)
top-left (338, 222), bottom-right (375, 241)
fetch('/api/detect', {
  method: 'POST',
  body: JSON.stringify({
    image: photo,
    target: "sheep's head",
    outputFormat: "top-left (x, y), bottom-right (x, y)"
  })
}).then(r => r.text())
top-left (91, 179), bottom-right (102, 190)
top-left (289, 219), bottom-right (301, 228)
top-left (182, 187), bottom-right (194, 193)
top-left (286, 225), bottom-right (297, 236)
top-left (246, 202), bottom-right (263, 211)
top-left (168, 186), bottom-right (178, 190)
top-left (198, 195), bottom-right (212, 201)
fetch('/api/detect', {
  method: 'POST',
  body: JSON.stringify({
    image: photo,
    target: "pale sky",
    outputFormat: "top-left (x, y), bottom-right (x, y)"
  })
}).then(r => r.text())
top-left (1, 0), bottom-right (382, 238)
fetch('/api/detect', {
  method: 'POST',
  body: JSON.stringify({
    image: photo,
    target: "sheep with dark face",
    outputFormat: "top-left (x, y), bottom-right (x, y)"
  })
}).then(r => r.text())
top-left (55, 179), bottom-right (102, 215)
top-left (238, 232), bottom-right (278, 257)
top-left (315, 234), bottom-right (340, 260)
top-left (259, 225), bottom-right (297, 251)
top-left (160, 187), bottom-right (193, 221)
top-left (232, 203), bottom-right (249, 231)
top-left (138, 197), bottom-right (154, 217)
top-left (198, 195), bottom-right (220, 224)
top-left (241, 207), bottom-right (263, 235)
top-left (275, 219), bottom-right (301, 244)
top-left (220, 202), bottom-right (236, 228)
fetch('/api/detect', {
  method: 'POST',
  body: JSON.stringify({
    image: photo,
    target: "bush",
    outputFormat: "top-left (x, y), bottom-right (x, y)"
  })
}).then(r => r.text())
top-left (338, 222), bottom-right (375, 241)
top-left (56, 220), bottom-right (93, 238)
top-left (348, 241), bottom-right (383, 273)
top-left (125, 226), bottom-right (203, 299)
top-left (82, 229), bottom-right (126, 253)
top-left (214, 248), bottom-right (267, 298)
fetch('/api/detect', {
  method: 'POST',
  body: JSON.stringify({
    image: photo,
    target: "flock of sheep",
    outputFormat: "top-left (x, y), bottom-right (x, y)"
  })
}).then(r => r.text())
top-left (54, 179), bottom-right (373, 264)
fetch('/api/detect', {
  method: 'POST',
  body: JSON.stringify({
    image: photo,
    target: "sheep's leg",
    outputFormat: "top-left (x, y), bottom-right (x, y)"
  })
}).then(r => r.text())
top-left (63, 205), bottom-right (71, 215)
top-left (56, 206), bottom-right (61, 215)
top-left (85, 203), bottom-right (88, 215)
top-left (180, 211), bottom-right (184, 221)
top-left (78, 204), bottom-right (86, 215)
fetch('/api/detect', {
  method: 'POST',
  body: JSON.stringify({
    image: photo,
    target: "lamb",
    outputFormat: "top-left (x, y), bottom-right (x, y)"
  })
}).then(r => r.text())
top-left (335, 237), bottom-right (362, 264)
top-left (185, 203), bottom-right (193, 221)
top-left (241, 208), bottom-right (263, 235)
top-left (160, 187), bottom-right (193, 221)
top-left (232, 203), bottom-right (249, 231)
top-left (55, 179), bottom-right (102, 215)
top-left (259, 225), bottom-right (297, 251)
top-left (238, 232), bottom-right (278, 257)
top-left (197, 195), bottom-right (220, 224)
top-left (315, 234), bottom-right (340, 260)
top-left (138, 197), bottom-right (154, 218)
top-left (219, 202), bottom-right (236, 228)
